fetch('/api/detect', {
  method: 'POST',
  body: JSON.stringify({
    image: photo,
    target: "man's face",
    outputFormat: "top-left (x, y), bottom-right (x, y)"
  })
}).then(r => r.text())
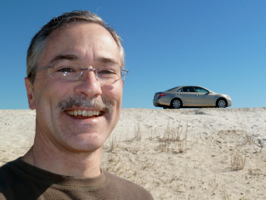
top-left (25, 22), bottom-right (123, 153)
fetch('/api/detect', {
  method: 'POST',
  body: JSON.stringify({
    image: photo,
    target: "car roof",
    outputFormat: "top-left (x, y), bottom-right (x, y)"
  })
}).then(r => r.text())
top-left (166, 85), bottom-right (211, 92)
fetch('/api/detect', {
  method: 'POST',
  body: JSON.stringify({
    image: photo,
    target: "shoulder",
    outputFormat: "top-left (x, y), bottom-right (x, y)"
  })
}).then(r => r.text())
top-left (0, 161), bottom-right (12, 186)
top-left (0, 161), bottom-right (15, 200)
top-left (0, 158), bottom-right (29, 199)
top-left (0, 158), bottom-right (22, 181)
top-left (103, 170), bottom-right (153, 200)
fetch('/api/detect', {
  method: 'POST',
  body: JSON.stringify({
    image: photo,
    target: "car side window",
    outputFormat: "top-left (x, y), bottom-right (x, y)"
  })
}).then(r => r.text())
top-left (194, 87), bottom-right (208, 94)
top-left (182, 87), bottom-right (195, 92)
top-left (177, 89), bottom-right (182, 92)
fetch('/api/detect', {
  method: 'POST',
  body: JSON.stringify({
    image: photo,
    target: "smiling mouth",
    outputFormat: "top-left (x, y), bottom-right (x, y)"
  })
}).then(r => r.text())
top-left (65, 110), bottom-right (103, 117)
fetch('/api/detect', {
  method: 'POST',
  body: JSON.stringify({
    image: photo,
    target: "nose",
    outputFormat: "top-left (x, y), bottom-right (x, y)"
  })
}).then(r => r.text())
top-left (74, 67), bottom-right (102, 98)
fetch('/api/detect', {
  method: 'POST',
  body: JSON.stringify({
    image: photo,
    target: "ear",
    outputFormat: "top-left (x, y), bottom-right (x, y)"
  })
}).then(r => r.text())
top-left (25, 78), bottom-right (36, 110)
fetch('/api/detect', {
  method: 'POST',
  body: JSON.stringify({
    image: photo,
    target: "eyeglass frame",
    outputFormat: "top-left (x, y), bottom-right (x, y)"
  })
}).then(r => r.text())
top-left (28, 65), bottom-right (129, 85)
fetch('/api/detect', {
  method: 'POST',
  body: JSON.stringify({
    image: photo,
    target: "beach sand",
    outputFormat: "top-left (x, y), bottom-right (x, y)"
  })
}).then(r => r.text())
top-left (1, 108), bottom-right (266, 199)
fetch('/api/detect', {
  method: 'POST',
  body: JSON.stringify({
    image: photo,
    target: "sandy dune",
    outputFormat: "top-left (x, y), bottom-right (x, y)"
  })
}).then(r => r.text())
top-left (1, 108), bottom-right (266, 199)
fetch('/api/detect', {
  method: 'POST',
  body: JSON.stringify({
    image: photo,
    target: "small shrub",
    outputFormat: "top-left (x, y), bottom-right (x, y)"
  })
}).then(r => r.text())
top-left (254, 139), bottom-right (264, 153)
top-left (134, 123), bottom-right (142, 141)
top-left (231, 150), bottom-right (246, 171)
top-left (108, 136), bottom-right (118, 152)
top-left (158, 122), bottom-right (188, 153)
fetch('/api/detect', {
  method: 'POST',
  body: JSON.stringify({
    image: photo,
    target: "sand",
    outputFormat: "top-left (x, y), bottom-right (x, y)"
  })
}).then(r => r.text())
top-left (1, 108), bottom-right (266, 199)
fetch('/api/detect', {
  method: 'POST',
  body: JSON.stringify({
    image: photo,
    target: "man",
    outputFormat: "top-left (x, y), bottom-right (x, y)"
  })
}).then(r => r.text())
top-left (0, 10), bottom-right (153, 200)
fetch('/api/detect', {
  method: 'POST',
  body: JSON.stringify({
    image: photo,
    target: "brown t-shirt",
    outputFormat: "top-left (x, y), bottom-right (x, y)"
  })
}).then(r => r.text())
top-left (0, 158), bottom-right (153, 200)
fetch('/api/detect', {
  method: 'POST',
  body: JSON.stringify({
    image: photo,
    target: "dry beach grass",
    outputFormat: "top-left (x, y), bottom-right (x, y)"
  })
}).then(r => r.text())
top-left (1, 108), bottom-right (266, 199)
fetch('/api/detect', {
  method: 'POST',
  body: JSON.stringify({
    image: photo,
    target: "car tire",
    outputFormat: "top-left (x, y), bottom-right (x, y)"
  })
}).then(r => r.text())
top-left (216, 98), bottom-right (227, 108)
top-left (171, 99), bottom-right (182, 109)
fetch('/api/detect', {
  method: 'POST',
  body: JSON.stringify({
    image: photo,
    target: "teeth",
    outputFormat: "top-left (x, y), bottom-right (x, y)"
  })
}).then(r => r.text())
top-left (88, 111), bottom-right (92, 116)
top-left (66, 110), bottom-right (101, 117)
top-left (82, 110), bottom-right (87, 117)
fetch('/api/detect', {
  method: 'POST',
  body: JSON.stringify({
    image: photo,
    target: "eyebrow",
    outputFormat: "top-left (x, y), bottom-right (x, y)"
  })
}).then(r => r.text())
top-left (49, 54), bottom-right (120, 66)
top-left (96, 57), bottom-right (120, 66)
top-left (49, 54), bottom-right (79, 64)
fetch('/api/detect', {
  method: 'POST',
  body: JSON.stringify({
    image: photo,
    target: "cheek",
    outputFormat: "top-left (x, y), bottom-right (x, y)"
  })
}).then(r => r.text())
top-left (102, 83), bottom-right (123, 123)
top-left (104, 83), bottom-right (123, 106)
top-left (111, 85), bottom-right (123, 124)
top-left (34, 79), bottom-right (69, 110)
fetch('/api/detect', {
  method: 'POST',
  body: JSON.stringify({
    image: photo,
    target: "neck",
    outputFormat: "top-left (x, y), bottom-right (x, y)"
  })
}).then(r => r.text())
top-left (22, 129), bottom-right (102, 178)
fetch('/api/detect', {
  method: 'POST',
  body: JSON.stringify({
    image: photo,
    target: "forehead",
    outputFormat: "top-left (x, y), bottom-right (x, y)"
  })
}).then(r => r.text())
top-left (38, 22), bottom-right (121, 66)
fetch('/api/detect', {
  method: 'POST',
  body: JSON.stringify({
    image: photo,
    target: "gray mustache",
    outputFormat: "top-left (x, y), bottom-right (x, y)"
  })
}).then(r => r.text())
top-left (57, 96), bottom-right (113, 114)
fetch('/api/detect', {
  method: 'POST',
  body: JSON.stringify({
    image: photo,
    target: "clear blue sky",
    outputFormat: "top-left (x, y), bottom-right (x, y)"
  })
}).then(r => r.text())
top-left (0, 0), bottom-right (265, 109)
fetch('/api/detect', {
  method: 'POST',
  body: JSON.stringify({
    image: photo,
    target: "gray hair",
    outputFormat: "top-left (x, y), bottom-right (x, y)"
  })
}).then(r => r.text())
top-left (27, 10), bottom-right (125, 83)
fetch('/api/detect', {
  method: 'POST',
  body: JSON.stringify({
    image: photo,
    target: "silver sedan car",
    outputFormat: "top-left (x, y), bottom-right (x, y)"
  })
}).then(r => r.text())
top-left (153, 86), bottom-right (232, 109)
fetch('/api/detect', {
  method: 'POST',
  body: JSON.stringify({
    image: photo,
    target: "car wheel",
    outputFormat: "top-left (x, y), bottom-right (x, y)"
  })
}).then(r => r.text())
top-left (171, 99), bottom-right (182, 109)
top-left (216, 99), bottom-right (227, 108)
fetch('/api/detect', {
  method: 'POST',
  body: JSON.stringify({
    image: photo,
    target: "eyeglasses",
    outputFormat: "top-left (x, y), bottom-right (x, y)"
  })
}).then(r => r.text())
top-left (33, 62), bottom-right (129, 85)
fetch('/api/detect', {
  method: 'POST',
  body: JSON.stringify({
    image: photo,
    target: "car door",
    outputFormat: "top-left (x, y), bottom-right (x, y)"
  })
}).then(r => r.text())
top-left (193, 87), bottom-right (215, 106)
top-left (179, 87), bottom-right (198, 106)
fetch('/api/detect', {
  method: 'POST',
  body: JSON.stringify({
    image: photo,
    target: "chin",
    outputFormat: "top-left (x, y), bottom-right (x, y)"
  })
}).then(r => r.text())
top-left (64, 132), bottom-right (108, 152)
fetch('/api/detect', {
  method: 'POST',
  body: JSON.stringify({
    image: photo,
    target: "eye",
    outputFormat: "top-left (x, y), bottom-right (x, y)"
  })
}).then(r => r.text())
top-left (98, 69), bottom-right (116, 75)
top-left (56, 67), bottom-right (76, 73)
